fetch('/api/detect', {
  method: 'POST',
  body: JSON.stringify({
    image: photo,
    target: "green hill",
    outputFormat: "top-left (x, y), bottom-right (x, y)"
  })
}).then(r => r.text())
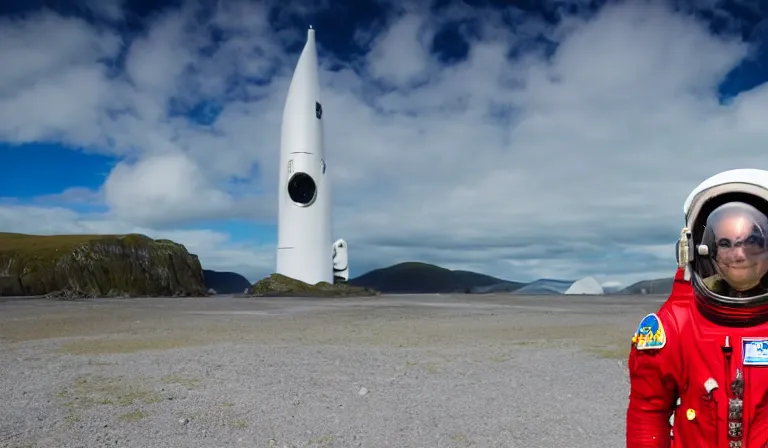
top-left (349, 261), bottom-right (522, 293)
top-left (247, 273), bottom-right (378, 297)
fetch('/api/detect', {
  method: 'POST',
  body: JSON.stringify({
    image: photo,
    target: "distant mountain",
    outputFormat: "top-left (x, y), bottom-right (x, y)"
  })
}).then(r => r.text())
top-left (513, 278), bottom-right (574, 295)
top-left (349, 262), bottom-right (523, 294)
top-left (619, 277), bottom-right (674, 295)
top-left (349, 261), bottom-right (674, 296)
top-left (468, 282), bottom-right (525, 294)
top-left (203, 270), bottom-right (252, 294)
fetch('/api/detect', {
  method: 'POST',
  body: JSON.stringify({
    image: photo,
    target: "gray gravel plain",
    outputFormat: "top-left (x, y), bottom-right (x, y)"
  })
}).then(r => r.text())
top-left (0, 293), bottom-right (666, 448)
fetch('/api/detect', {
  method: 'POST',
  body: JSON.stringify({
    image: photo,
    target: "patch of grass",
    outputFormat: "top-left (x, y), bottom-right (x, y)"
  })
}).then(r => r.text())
top-left (508, 340), bottom-right (544, 347)
top-left (189, 410), bottom-right (206, 421)
top-left (360, 319), bottom-right (630, 350)
top-left (587, 345), bottom-right (631, 360)
top-left (493, 330), bottom-right (631, 360)
top-left (119, 409), bottom-right (146, 422)
top-left (505, 336), bottom-right (631, 360)
top-left (56, 374), bottom-right (164, 424)
top-left (65, 408), bottom-right (81, 423)
top-left (0, 312), bottom-right (228, 344)
top-left (450, 433), bottom-right (471, 446)
top-left (4, 442), bottom-right (34, 448)
top-left (87, 359), bottom-right (116, 366)
top-left (487, 323), bottom-right (631, 358)
top-left (162, 374), bottom-right (202, 389)
top-left (0, 315), bottom-right (131, 342)
top-left (230, 419), bottom-right (249, 429)
top-left (58, 336), bottom-right (208, 355)
top-left (405, 360), bottom-right (441, 374)
top-left (304, 434), bottom-right (333, 447)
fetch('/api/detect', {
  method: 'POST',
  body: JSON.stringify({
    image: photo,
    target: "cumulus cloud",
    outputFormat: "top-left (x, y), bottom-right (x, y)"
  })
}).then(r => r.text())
top-left (366, 13), bottom-right (432, 86)
top-left (103, 153), bottom-right (235, 225)
top-left (1, 0), bottom-right (767, 286)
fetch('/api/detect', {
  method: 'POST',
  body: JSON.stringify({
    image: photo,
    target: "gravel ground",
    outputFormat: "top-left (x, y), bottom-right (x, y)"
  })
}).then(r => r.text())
top-left (0, 293), bottom-right (666, 448)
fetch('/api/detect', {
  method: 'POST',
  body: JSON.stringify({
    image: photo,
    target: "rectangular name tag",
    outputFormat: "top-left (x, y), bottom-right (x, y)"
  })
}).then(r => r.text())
top-left (743, 338), bottom-right (768, 366)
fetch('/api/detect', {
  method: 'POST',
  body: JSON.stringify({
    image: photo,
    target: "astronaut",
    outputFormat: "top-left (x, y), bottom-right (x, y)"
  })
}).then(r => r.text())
top-left (626, 169), bottom-right (768, 448)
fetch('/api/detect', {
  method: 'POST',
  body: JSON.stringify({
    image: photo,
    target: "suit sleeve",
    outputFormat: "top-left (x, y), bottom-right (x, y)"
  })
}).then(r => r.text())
top-left (626, 311), bottom-right (680, 448)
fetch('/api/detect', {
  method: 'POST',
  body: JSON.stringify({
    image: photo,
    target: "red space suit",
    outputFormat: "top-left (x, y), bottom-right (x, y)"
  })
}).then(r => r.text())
top-left (626, 169), bottom-right (768, 448)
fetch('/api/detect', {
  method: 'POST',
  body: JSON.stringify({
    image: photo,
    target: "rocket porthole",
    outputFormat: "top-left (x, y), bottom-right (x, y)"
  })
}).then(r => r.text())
top-left (287, 172), bottom-right (317, 207)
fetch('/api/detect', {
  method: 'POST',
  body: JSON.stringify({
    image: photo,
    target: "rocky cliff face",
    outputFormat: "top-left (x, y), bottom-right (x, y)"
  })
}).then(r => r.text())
top-left (0, 233), bottom-right (208, 297)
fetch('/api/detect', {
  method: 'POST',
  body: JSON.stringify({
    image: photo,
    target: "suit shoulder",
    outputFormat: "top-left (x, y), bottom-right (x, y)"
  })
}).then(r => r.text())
top-left (659, 293), bottom-right (693, 331)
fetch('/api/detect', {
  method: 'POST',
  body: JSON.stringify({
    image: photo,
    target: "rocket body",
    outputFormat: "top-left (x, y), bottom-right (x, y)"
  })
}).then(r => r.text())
top-left (276, 27), bottom-right (333, 285)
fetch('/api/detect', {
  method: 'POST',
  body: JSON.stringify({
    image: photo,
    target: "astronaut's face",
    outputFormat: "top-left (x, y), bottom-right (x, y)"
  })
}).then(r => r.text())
top-left (713, 212), bottom-right (768, 291)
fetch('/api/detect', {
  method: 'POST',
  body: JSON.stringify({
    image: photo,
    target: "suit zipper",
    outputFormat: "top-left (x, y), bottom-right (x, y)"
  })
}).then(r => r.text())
top-left (724, 335), bottom-right (745, 448)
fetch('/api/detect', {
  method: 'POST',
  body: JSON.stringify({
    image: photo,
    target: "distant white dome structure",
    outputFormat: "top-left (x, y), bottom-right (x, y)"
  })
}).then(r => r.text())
top-left (564, 277), bottom-right (604, 295)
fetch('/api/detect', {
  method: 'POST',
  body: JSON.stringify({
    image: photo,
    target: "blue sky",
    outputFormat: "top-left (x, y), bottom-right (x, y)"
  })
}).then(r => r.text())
top-left (2, 0), bottom-right (768, 286)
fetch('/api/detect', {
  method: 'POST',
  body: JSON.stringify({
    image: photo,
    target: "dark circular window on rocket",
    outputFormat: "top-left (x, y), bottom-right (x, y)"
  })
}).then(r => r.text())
top-left (287, 172), bottom-right (317, 206)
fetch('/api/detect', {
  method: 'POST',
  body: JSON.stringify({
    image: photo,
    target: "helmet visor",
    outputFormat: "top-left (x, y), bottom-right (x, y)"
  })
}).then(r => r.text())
top-left (694, 201), bottom-right (768, 302)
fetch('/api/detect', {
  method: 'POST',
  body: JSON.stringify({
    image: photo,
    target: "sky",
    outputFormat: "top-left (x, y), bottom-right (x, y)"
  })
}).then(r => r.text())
top-left (2, 0), bottom-right (768, 288)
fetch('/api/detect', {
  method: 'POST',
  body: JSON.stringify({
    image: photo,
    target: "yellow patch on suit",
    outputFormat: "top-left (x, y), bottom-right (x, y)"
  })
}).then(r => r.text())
top-left (633, 313), bottom-right (666, 350)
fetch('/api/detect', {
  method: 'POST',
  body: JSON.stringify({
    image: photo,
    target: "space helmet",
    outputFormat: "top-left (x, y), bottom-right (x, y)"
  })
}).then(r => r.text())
top-left (679, 169), bottom-right (768, 306)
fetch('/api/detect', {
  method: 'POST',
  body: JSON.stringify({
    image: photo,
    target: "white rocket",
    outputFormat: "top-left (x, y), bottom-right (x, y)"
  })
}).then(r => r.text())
top-left (276, 26), bottom-right (346, 285)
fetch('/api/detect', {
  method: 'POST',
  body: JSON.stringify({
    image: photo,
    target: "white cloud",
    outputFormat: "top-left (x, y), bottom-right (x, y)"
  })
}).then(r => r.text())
top-left (1, 0), bottom-right (767, 287)
top-left (0, 10), bottom-right (121, 145)
top-left (103, 153), bottom-right (236, 226)
top-left (366, 13), bottom-right (432, 86)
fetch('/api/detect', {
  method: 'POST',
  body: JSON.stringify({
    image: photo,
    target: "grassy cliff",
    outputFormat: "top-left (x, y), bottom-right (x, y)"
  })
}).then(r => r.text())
top-left (0, 233), bottom-right (208, 298)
